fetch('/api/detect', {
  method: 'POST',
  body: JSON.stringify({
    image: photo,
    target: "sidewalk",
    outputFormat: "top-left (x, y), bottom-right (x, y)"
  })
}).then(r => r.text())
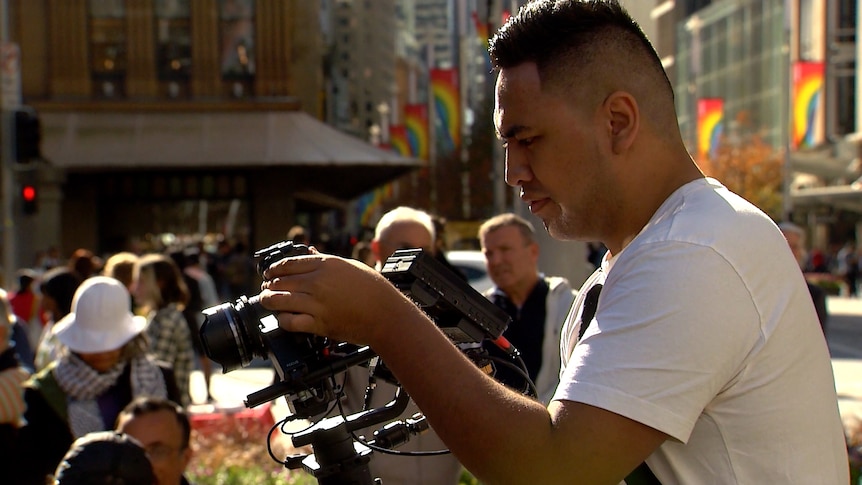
top-left (827, 296), bottom-right (862, 430)
top-left (188, 366), bottom-right (291, 419)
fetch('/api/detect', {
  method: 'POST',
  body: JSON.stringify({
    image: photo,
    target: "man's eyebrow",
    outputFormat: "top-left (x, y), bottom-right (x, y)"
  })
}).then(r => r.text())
top-left (498, 124), bottom-right (528, 140)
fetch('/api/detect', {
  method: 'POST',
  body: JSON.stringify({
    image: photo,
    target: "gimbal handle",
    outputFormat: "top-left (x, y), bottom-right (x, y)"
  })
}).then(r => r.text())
top-left (286, 388), bottom-right (413, 484)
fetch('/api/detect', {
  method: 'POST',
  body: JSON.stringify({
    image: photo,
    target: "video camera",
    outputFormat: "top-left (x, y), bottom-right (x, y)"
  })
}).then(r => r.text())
top-left (199, 241), bottom-right (512, 417)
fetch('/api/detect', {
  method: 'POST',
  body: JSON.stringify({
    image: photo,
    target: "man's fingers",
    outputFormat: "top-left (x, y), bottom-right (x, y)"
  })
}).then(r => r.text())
top-left (262, 253), bottom-right (323, 280)
top-left (259, 288), bottom-right (310, 314)
top-left (275, 311), bottom-right (317, 334)
top-left (259, 289), bottom-right (321, 334)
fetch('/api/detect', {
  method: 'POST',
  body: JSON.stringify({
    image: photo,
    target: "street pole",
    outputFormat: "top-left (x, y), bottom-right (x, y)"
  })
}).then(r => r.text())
top-left (0, 0), bottom-right (18, 287)
top-left (488, 0), bottom-right (507, 214)
top-left (457, 0), bottom-right (471, 220)
top-left (782, 0), bottom-right (793, 223)
top-left (427, 45), bottom-right (438, 214)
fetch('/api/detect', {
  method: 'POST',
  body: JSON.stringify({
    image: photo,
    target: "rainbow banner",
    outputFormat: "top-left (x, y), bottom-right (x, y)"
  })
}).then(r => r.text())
top-left (697, 98), bottom-right (724, 161)
top-left (357, 183), bottom-right (395, 227)
top-left (389, 125), bottom-right (410, 157)
top-left (792, 61), bottom-right (824, 149)
top-left (404, 103), bottom-right (429, 160)
top-left (431, 68), bottom-right (461, 156)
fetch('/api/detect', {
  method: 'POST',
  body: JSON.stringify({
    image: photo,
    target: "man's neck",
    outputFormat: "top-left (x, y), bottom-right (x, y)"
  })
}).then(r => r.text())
top-left (502, 274), bottom-right (541, 308)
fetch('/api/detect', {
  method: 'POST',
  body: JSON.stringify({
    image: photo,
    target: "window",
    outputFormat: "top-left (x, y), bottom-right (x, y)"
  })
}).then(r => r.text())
top-left (89, 0), bottom-right (127, 98)
top-left (155, 0), bottom-right (191, 98)
top-left (219, 0), bottom-right (255, 97)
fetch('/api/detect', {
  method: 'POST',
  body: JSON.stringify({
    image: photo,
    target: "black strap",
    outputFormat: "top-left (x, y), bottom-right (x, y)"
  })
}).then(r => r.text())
top-left (625, 461), bottom-right (662, 485)
top-left (575, 283), bottom-right (661, 485)
top-left (577, 283), bottom-right (602, 340)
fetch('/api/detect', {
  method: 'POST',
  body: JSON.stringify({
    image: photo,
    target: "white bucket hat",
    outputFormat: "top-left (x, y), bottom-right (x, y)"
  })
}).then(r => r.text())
top-left (54, 276), bottom-right (147, 353)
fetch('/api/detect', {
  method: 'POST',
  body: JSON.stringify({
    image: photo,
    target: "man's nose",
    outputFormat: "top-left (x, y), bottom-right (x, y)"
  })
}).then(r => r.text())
top-left (504, 149), bottom-right (530, 187)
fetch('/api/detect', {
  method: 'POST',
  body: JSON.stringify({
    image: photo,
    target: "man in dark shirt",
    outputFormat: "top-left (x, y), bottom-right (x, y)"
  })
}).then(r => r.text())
top-left (479, 213), bottom-right (576, 403)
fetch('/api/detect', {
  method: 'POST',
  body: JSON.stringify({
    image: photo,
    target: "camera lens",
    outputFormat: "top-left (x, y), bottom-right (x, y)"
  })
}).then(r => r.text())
top-left (199, 295), bottom-right (267, 373)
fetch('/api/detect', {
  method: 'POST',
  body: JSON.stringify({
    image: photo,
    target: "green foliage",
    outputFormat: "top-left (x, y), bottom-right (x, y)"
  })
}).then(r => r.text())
top-left (460, 468), bottom-right (482, 484)
top-left (189, 466), bottom-right (315, 485)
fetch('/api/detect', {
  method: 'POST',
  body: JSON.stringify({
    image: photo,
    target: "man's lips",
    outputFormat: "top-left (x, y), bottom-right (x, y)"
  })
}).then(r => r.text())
top-left (522, 193), bottom-right (551, 214)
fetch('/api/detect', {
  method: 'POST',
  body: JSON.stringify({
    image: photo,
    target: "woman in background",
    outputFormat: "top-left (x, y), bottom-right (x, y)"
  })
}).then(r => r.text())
top-left (133, 254), bottom-right (195, 407)
top-left (15, 277), bottom-right (178, 484)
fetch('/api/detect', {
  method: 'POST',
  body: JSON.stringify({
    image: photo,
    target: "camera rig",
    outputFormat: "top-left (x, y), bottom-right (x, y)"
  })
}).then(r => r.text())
top-left (199, 243), bottom-right (515, 484)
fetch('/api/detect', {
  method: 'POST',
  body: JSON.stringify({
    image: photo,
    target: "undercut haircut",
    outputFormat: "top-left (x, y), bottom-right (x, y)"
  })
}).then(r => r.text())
top-left (489, 0), bottom-right (675, 111)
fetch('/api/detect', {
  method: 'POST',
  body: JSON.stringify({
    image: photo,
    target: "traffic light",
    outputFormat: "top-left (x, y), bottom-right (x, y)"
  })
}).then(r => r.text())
top-left (14, 107), bottom-right (42, 162)
top-left (21, 184), bottom-right (37, 215)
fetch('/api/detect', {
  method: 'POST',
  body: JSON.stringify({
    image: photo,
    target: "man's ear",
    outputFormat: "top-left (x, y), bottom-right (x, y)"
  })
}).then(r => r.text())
top-left (182, 445), bottom-right (193, 469)
top-left (370, 239), bottom-right (381, 261)
top-left (604, 91), bottom-right (639, 155)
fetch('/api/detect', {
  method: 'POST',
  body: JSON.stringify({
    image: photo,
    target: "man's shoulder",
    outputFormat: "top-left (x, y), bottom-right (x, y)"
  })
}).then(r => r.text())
top-left (544, 275), bottom-right (574, 293)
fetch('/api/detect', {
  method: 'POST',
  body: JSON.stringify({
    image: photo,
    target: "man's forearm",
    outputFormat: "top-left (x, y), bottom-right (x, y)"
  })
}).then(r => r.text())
top-left (367, 300), bottom-right (562, 483)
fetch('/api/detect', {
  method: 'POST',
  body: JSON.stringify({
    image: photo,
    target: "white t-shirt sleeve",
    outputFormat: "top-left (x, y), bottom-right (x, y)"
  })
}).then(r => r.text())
top-left (553, 240), bottom-right (762, 443)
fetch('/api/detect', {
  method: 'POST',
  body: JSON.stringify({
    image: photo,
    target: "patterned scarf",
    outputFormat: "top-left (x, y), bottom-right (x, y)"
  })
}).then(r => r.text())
top-left (53, 353), bottom-right (167, 438)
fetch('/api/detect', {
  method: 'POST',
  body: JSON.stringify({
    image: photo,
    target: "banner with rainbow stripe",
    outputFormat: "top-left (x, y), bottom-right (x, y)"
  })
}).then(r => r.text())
top-left (388, 125), bottom-right (411, 157)
top-left (431, 68), bottom-right (461, 156)
top-left (404, 103), bottom-right (429, 160)
top-left (792, 61), bottom-right (824, 150)
top-left (697, 98), bottom-right (724, 161)
top-left (356, 183), bottom-right (394, 227)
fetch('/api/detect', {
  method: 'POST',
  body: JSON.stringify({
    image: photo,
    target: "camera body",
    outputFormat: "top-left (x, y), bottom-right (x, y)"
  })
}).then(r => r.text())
top-left (200, 241), bottom-right (325, 376)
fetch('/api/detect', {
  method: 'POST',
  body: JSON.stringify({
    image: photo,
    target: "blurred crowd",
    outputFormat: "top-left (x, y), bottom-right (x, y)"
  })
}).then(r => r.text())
top-left (0, 219), bottom-right (470, 484)
top-left (0, 234), bottom-right (271, 484)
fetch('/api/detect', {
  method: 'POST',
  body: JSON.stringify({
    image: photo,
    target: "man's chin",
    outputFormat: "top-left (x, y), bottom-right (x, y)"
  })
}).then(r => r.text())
top-left (544, 220), bottom-right (582, 242)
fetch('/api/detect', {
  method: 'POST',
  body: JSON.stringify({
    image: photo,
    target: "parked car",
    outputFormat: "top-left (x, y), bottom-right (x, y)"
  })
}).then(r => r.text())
top-left (446, 250), bottom-right (494, 294)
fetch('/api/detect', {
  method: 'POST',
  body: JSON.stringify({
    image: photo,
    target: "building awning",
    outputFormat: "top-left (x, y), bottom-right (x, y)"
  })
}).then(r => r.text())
top-left (791, 185), bottom-right (862, 214)
top-left (39, 110), bottom-right (422, 201)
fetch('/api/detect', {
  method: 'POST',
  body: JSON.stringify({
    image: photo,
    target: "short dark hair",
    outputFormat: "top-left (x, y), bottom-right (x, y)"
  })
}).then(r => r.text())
top-left (117, 397), bottom-right (191, 450)
top-left (489, 0), bottom-right (673, 101)
top-left (55, 431), bottom-right (154, 485)
top-left (40, 267), bottom-right (83, 319)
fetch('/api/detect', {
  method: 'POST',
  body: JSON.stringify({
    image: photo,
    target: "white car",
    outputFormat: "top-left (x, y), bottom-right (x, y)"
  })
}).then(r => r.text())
top-left (446, 250), bottom-right (494, 294)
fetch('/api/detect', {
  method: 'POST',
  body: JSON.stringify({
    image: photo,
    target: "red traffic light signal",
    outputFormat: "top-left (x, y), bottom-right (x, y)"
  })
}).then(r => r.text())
top-left (21, 185), bottom-right (37, 215)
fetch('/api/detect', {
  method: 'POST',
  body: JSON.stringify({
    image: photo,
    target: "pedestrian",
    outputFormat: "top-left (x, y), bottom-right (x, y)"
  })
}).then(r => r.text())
top-left (779, 222), bottom-right (829, 334)
top-left (175, 246), bottom-right (220, 403)
top-left (53, 431), bottom-right (155, 485)
top-left (479, 213), bottom-right (576, 403)
top-left (0, 288), bottom-right (30, 471)
top-left (342, 206), bottom-right (463, 485)
top-left (15, 276), bottom-right (178, 484)
top-left (33, 267), bottom-right (82, 371)
top-left (116, 397), bottom-right (194, 485)
top-left (258, 1), bottom-right (848, 483)
top-left (9, 268), bottom-right (41, 350)
top-left (133, 254), bottom-right (195, 407)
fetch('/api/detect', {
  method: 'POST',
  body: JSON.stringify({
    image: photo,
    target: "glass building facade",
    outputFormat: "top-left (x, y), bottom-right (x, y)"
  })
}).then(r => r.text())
top-left (675, 0), bottom-right (788, 153)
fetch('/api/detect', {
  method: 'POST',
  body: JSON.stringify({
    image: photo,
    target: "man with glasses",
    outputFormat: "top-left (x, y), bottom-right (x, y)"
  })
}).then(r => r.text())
top-left (116, 397), bottom-right (192, 485)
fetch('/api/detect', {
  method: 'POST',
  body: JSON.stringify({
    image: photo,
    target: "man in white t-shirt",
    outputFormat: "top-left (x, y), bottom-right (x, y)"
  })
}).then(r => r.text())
top-left (259, 1), bottom-right (849, 483)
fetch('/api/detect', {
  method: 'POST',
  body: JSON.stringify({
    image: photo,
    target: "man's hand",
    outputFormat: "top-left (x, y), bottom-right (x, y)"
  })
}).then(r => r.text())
top-left (259, 252), bottom-right (427, 347)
